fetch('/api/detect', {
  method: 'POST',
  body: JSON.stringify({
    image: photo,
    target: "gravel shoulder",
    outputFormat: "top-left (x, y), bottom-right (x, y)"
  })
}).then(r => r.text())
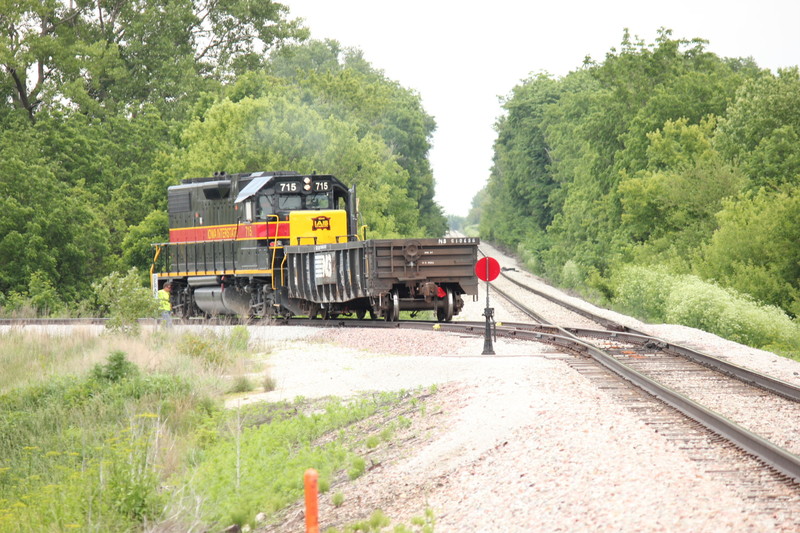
top-left (250, 325), bottom-right (792, 532)
top-left (240, 242), bottom-right (800, 532)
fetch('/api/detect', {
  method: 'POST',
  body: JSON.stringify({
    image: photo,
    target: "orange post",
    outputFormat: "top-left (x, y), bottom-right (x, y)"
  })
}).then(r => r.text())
top-left (304, 468), bottom-right (319, 533)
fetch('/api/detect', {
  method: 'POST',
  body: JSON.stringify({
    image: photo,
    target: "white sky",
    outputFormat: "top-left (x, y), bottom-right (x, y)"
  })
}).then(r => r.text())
top-left (282, 0), bottom-right (800, 217)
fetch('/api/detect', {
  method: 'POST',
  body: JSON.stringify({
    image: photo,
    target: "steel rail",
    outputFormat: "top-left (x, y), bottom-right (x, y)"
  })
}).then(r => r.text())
top-left (476, 283), bottom-right (800, 482)
top-left (489, 279), bottom-right (800, 404)
top-left (572, 330), bottom-right (800, 483)
top-left (0, 318), bottom-right (108, 326)
top-left (499, 271), bottom-right (633, 332)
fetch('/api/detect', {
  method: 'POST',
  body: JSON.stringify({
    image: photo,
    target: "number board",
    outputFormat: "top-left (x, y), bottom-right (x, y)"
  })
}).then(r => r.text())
top-left (277, 181), bottom-right (300, 193)
top-left (277, 178), bottom-right (331, 194)
top-left (312, 180), bottom-right (330, 192)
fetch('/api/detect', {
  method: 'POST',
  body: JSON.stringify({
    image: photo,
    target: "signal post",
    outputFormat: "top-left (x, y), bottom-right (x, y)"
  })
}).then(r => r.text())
top-left (475, 256), bottom-right (500, 355)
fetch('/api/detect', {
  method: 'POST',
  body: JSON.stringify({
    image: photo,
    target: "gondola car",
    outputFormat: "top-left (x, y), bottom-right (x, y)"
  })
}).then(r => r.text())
top-left (151, 171), bottom-right (479, 321)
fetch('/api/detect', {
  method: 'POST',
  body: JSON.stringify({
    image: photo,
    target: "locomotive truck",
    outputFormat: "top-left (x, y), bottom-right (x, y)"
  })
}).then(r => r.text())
top-left (151, 171), bottom-right (479, 321)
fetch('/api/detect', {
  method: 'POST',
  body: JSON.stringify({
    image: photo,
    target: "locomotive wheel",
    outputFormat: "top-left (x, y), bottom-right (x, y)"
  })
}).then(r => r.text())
top-left (436, 287), bottom-right (454, 322)
top-left (385, 291), bottom-right (400, 322)
top-left (173, 283), bottom-right (196, 319)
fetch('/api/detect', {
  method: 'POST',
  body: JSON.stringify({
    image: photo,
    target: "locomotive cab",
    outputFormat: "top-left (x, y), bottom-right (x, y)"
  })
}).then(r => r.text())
top-left (235, 174), bottom-right (356, 246)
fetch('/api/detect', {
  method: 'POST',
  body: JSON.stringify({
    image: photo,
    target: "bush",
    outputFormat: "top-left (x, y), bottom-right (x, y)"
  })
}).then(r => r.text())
top-left (0, 356), bottom-right (197, 532)
top-left (610, 265), bottom-right (677, 322)
top-left (91, 351), bottom-right (140, 383)
top-left (228, 375), bottom-right (254, 394)
top-left (178, 332), bottom-right (233, 368)
top-left (93, 268), bottom-right (159, 335)
top-left (610, 265), bottom-right (800, 357)
top-left (174, 394), bottom-right (405, 526)
top-left (665, 277), bottom-right (799, 349)
top-left (228, 326), bottom-right (250, 352)
top-left (262, 374), bottom-right (277, 392)
top-left (560, 260), bottom-right (585, 291)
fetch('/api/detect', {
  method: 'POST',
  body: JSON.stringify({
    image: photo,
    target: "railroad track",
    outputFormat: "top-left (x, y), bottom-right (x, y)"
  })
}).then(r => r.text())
top-left (474, 271), bottom-right (800, 512)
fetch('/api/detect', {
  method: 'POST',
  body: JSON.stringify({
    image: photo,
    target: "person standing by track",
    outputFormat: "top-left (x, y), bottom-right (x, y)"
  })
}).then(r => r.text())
top-left (158, 282), bottom-right (173, 328)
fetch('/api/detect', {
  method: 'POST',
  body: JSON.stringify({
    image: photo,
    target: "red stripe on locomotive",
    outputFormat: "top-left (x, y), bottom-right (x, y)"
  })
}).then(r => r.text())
top-left (169, 222), bottom-right (290, 243)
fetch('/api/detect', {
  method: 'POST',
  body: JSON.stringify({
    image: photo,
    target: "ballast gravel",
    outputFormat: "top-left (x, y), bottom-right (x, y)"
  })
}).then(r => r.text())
top-left (241, 241), bottom-right (800, 531)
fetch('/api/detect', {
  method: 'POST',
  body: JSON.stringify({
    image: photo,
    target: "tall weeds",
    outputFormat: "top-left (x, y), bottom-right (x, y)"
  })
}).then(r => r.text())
top-left (610, 265), bottom-right (800, 358)
top-left (0, 328), bottom-right (419, 531)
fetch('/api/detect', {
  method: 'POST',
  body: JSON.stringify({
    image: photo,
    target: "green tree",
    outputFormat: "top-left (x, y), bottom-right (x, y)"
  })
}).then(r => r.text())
top-left (121, 210), bottom-right (170, 280)
top-left (0, 118), bottom-right (111, 303)
top-left (715, 67), bottom-right (800, 177)
top-left (695, 188), bottom-right (800, 316)
top-left (0, 0), bottom-right (306, 120)
top-left (172, 95), bottom-right (421, 237)
top-left (483, 29), bottom-right (757, 286)
top-left (268, 40), bottom-right (446, 236)
top-left (617, 118), bottom-right (745, 262)
top-left (93, 268), bottom-right (159, 334)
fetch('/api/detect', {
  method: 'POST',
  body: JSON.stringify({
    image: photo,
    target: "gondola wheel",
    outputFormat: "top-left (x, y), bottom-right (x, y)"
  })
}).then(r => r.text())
top-left (385, 291), bottom-right (400, 322)
top-left (436, 287), bottom-right (454, 322)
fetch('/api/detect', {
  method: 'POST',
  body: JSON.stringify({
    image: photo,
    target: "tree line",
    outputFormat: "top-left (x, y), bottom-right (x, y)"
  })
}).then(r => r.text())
top-left (0, 1), bottom-right (447, 312)
top-left (480, 29), bottom-right (800, 322)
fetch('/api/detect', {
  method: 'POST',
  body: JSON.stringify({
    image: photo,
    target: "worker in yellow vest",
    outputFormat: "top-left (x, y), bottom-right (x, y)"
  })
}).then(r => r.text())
top-left (158, 281), bottom-right (173, 328)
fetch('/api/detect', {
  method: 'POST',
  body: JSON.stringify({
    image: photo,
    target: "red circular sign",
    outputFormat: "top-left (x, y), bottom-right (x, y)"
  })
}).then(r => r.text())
top-left (475, 257), bottom-right (500, 282)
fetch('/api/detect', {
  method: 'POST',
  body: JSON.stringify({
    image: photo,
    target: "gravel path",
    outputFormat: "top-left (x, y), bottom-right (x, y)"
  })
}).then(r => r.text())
top-left (240, 242), bottom-right (800, 532)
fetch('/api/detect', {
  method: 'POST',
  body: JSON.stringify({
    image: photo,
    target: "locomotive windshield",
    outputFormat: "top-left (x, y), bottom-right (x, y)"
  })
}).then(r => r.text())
top-left (307, 193), bottom-right (330, 209)
top-left (256, 195), bottom-right (273, 220)
top-left (278, 195), bottom-right (302, 210)
top-left (275, 193), bottom-right (332, 211)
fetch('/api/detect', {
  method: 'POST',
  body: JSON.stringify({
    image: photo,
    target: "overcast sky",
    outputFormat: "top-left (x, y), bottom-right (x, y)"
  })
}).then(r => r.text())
top-left (282, 0), bottom-right (800, 217)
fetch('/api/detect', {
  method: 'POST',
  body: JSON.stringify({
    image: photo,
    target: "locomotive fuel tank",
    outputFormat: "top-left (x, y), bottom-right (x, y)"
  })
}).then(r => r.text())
top-left (188, 276), bottom-right (251, 316)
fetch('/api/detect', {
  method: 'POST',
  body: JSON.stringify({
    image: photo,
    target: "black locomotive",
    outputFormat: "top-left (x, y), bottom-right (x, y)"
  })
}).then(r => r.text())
top-left (151, 171), bottom-right (479, 321)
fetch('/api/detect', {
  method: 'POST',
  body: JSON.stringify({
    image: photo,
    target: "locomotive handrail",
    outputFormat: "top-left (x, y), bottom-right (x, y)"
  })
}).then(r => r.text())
top-left (296, 236), bottom-right (318, 245)
top-left (268, 214), bottom-right (281, 290)
top-left (150, 245), bottom-right (163, 289)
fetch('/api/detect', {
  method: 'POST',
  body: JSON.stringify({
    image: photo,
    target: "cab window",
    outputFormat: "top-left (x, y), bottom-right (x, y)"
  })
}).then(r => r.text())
top-left (278, 195), bottom-right (302, 210)
top-left (306, 193), bottom-right (330, 209)
top-left (256, 195), bottom-right (274, 220)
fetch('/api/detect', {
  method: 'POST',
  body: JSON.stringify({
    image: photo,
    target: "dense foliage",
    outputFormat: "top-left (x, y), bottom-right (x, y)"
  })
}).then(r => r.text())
top-left (0, 4), bottom-right (446, 311)
top-left (481, 29), bottom-right (800, 340)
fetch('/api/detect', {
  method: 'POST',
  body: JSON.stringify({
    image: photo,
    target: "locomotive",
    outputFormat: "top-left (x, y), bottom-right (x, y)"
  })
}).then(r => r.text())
top-left (151, 170), bottom-right (479, 321)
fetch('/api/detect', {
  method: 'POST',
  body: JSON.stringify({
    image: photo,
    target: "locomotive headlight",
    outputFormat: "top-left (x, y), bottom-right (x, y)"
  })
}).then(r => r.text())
top-left (303, 177), bottom-right (311, 184)
top-left (304, 184), bottom-right (312, 191)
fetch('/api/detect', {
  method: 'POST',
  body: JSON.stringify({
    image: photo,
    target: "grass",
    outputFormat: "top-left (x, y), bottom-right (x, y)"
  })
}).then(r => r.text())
top-left (324, 508), bottom-right (436, 533)
top-left (0, 328), bottom-right (433, 532)
top-left (608, 265), bottom-right (800, 359)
